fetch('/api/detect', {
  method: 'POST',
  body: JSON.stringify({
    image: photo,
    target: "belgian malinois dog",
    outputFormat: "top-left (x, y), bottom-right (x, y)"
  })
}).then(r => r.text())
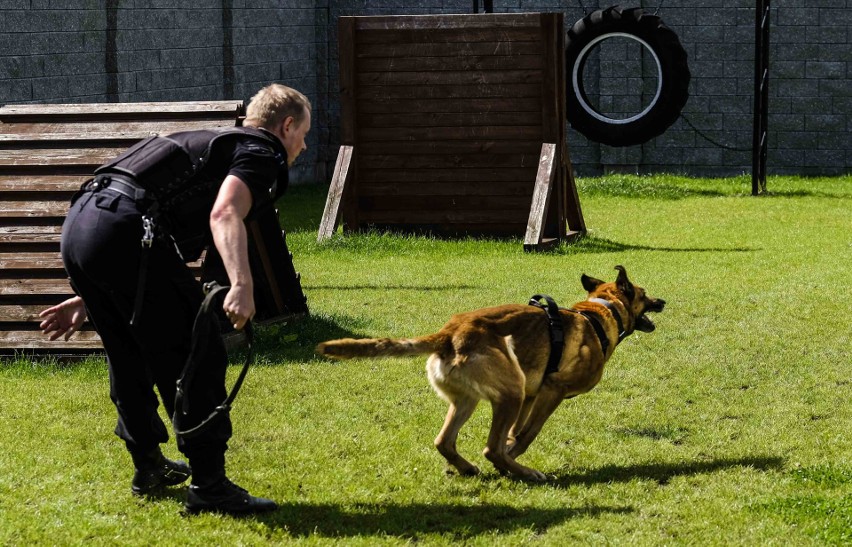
top-left (316, 266), bottom-right (665, 481)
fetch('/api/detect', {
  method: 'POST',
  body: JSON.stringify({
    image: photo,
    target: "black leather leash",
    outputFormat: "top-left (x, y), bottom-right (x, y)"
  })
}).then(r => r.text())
top-left (173, 281), bottom-right (254, 440)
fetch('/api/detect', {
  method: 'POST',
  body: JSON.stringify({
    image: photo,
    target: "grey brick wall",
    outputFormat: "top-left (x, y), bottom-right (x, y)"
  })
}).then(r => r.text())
top-left (0, 0), bottom-right (321, 182)
top-left (1, 0), bottom-right (849, 179)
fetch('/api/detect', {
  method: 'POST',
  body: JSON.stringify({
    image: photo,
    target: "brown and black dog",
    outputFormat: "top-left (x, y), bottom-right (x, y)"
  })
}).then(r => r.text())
top-left (316, 266), bottom-right (665, 481)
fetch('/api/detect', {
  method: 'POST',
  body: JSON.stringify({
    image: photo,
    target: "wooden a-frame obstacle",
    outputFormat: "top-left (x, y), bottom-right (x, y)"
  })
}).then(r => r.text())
top-left (318, 12), bottom-right (586, 251)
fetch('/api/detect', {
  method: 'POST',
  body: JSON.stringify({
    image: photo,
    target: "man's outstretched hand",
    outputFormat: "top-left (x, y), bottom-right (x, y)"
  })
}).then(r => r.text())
top-left (39, 296), bottom-right (87, 341)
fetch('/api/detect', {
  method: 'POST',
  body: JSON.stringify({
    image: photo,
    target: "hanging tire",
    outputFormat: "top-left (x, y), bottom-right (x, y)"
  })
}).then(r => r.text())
top-left (566, 5), bottom-right (690, 147)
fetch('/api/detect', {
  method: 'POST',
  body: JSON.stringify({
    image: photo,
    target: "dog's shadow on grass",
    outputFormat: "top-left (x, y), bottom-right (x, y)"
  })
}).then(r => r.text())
top-left (548, 455), bottom-right (785, 488)
top-left (257, 501), bottom-right (632, 539)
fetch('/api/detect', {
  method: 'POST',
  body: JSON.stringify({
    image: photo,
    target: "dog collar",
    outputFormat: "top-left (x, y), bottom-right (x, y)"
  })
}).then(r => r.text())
top-left (588, 297), bottom-right (627, 342)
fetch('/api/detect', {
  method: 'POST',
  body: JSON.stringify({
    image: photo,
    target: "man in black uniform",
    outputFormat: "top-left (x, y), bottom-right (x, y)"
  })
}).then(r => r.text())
top-left (38, 83), bottom-right (311, 515)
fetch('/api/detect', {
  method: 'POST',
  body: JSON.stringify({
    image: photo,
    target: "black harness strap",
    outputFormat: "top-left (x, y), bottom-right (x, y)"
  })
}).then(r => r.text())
top-left (529, 294), bottom-right (626, 373)
top-left (588, 297), bottom-right (627, 343)
top-left (571, 308), bottom-right (611, 356)
top-left (529, 294), bottom-right (565, 375)
top-left (173, 281), bottom-right (254, 440)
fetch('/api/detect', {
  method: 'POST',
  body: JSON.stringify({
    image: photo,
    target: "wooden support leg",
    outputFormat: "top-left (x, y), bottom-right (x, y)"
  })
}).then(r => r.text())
top-left (317, 145), bottom-right (353, 242)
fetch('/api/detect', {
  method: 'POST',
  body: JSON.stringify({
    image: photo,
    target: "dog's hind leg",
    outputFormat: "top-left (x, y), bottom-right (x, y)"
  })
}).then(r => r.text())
top-left (434, 396), bottom-right (480, 476)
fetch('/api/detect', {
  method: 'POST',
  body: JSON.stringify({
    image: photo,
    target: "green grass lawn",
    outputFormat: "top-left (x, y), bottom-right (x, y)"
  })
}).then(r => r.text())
top-left (2, 174), bottom-right (850, 545)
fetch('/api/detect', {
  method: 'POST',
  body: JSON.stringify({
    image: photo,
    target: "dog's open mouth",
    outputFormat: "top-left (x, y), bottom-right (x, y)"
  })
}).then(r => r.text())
top-left (636, 299), bottom-right (665, 333)
top-left (635, 314), bottom-right (656, 332)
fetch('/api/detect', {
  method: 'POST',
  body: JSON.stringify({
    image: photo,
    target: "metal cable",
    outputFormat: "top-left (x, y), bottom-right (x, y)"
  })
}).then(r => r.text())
top-left (680, 113), bottom-right (752, 152)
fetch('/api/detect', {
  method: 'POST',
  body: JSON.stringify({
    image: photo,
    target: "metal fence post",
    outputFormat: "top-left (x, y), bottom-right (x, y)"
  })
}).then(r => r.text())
top-left (752, 0), bottom-right (771, 195)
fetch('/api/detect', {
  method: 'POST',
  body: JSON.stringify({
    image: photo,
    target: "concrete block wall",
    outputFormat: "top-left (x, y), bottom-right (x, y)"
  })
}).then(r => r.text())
top-left (0, 0), bottom-right (322, 182)
top-left (1, 0), bottom-right (849, 179)
top-left (325, 0), bottom-right (851, 177)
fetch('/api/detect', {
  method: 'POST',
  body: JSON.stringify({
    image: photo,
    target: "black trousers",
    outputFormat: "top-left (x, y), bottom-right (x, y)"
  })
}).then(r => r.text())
top-left (61, 187), bottom-right (231, 480)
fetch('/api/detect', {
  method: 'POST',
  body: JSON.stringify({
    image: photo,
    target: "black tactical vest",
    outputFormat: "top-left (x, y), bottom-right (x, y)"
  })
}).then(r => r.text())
top-left (94, 126), bottom-right (288, 260)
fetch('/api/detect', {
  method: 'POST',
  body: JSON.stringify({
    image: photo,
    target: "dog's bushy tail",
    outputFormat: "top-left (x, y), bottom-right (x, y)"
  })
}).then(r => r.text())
top-left (316, 334), bottom-right (444, 360)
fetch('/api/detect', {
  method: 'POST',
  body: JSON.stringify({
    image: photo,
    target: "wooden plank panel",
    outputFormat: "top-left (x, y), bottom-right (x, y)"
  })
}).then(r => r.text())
top-left (334, 13), bottom-right (582, 246)
top-left (0, 252), bottom-right (64, 270)
top-left (356, 41), bottom-right (542, 58)
top-left (359, 195), bottom-right (532, 211)
top-left (357, 97), bottom-right (541, 114)
top-left (355, 27), bottom-right (539, 45)
top-left (357, 83), bottom-right (540, 101)
top-left (357, 208), bottom-right (529, 224)
top-left (360, 167), bottom-right (535, 183)
top-left (0, 253), bottom-right (203, 271)
top-left (0, 102), bottom-right (241, 123)
top-left (0, 225), bottom-right (63, 236)
top-left (358, 153), bottom-right (542, 170)
top-left (0, 304), bottom-right (68, 321)
top-left (358, 180), bottom-right (532, 197)
top-left (358, 55), bottom-right (543, 72)
top-left (0, 175), bottom-right (89, 191)
top-left (352, 13), bottom-right (542, 30)
top-left (0, 201), bottom-right (69, 217)
top-left (0, 232), bottom-right (61, 245)
top-left (0, 132), bottom-right (156, 143)
top-left (358, 126), bottom-right (542, 142)
top-left (358, 140), bottom-right (541, 155)
top-left (357, 69), bottom-right (542, 87)
top-left (0, 148), bottom-right (125, 166)
top-left (0, 278), bottom-right (73, 296)
top-left (357, 224), bottom-right (528, 238)
top-left (358, 111), bottom-right (542, 129)
top-left (0, 120), bottom-right (236, 136)
top-left (0, 330), bottom-right (102, 349)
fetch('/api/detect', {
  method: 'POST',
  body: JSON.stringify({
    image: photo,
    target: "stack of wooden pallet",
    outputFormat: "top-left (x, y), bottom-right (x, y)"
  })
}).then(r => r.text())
top-left (0, 102), bottom-right (243, 353)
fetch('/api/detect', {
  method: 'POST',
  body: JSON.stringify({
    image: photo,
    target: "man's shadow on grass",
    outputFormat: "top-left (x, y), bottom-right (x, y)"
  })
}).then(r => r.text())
top-left (548, 455), bottom-right (784, 488)
top-left (257, 501), bottom-right (632, 539)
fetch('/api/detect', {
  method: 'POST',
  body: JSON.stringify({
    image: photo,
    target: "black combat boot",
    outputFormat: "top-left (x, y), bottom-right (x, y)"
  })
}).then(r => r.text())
top-left (185, 477), bottom-right (278, 515)
top-left (129, 447), bottom-right (191, 495)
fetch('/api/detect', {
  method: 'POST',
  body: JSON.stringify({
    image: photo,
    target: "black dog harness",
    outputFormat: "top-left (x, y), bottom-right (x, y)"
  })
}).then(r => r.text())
top-left (528, 294), bottom-right (627, 375)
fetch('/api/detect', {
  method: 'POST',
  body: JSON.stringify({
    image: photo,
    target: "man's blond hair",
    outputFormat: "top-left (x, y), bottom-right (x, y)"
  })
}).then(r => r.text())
top-left (244, 84), bottom-right (311, 130)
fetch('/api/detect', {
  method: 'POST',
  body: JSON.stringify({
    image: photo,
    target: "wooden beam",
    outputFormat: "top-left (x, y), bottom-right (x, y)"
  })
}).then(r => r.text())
top-left (318, 145), bottom-right (353, 241)
top-left (524, 143), bottom-right (557, 252)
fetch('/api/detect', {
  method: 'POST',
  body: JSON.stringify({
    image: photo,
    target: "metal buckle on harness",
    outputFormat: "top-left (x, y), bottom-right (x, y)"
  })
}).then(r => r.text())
top-left (141, 215), bottom-right (155, 248)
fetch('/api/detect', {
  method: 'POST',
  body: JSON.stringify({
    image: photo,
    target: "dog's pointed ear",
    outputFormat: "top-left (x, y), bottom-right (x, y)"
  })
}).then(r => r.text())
top-left (614, 265), bottom-right (635, 300)
top-left (581, 273), bottom-right (604, 292)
